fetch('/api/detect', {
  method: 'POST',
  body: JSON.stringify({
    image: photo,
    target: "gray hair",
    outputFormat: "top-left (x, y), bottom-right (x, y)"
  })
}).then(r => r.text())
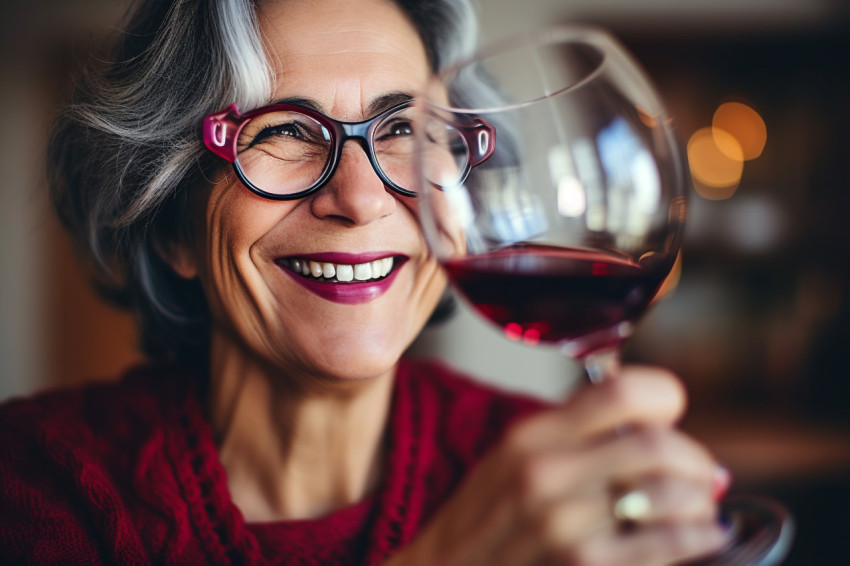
top-left (49, 0), bottom-right (479, 363)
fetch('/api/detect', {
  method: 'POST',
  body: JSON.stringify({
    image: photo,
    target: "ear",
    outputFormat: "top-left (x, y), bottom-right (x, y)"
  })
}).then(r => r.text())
top-left (156, 239), bottom-right (199, 280)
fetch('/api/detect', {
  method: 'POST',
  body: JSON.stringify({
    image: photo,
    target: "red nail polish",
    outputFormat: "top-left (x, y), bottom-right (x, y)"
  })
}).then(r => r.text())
top-left (712, 465), bottom-right (732, 501)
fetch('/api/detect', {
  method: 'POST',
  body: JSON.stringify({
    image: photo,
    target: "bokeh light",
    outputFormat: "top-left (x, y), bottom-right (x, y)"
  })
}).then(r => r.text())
top-left (713, 102), bottom-right (767, 161)
top-left (522, 327), bottom-right (541, 346)
top-left (557, 176), bottom-right (587, 217)
top-left (687, 127), bottom-right (744, 199)
top-left (504, 322), bottom-right (522, 341)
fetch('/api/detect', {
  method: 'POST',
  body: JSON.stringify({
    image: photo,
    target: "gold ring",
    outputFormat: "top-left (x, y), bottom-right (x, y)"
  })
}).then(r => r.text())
top-left (613, 489), bottom-right (651, 522)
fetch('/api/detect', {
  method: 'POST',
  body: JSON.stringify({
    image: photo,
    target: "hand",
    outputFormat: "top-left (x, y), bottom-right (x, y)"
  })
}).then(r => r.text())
top-left (385, 366), bottom-right (729, 566)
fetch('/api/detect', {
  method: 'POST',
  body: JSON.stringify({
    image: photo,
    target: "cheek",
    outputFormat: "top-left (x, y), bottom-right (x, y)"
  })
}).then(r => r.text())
top-left (412, 253), bottom-right (448, 326)
top-left (401, 197), bottom-right (448, 307)
top-left (204, 181), bottom-right (293, 263)
top-left (417, 190), bottom-right (468, 259)
top-left (196, 184), bottom-right (292, 319)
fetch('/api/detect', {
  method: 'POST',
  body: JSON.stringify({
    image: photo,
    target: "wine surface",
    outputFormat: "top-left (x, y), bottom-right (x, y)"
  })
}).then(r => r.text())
top-left (443, 244), bottom-right (671, 346)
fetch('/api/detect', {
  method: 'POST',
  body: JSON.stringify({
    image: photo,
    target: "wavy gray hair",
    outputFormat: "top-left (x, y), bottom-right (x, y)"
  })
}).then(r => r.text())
top-left (48, 0), bottom-right (479, 363)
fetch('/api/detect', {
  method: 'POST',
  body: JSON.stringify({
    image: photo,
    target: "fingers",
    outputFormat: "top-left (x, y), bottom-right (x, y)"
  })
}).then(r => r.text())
top-left (496, 477), bottom-right (725, 566)
top-left (512, 437), bottom-right (718, 529)
top-left (613, 475), bottom-right (718, 524)
top-left (418, 366), bottom-right (725, 566)
top-left (599, 426), bottom-right (717, 488)
top-left (535, 478), bottom-right (723, 565)
top-left (507, 366), bottom-right (687, 453)
top-left (508, 425), bottom-right (717, 511)
top-left (493, 489), bottom-right (613, 566)
top-left (494, 425), bottom-right (722, 565)
top-left (574, 520), bottom-right (728, 566)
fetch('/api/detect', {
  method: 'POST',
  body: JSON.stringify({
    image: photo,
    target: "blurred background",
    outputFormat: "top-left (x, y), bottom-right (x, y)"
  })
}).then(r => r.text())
top-left (1, 0), bottom-right (848, 562)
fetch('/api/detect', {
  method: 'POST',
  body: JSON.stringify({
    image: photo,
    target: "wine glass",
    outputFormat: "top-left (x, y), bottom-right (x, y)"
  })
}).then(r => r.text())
top-left (414, 25), bottom-right (793, 565)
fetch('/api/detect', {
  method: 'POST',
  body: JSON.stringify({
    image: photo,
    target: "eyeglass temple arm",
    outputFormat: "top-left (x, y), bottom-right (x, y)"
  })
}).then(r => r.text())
top-left (203, 104), bottom-right (242, 162)
top-left (461, 119), bottom-right (496, 167)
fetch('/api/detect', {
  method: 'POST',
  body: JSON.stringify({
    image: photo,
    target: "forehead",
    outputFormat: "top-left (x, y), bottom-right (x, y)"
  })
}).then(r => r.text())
top-left (257, 0), bottom-right (430, 119)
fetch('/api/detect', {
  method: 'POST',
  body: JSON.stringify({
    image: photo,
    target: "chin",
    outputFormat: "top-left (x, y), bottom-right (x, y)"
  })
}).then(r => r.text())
top-left (326, 364), bottom-right (398, 382)
top-left (274, 325), bottom-right (410, 383)
top-left (315, 343), bottom-right (406, 382)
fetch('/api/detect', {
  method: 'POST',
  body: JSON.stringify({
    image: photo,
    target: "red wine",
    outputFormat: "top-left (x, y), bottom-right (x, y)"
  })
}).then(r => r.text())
top-left (443, 244), bottom-right (672, 347)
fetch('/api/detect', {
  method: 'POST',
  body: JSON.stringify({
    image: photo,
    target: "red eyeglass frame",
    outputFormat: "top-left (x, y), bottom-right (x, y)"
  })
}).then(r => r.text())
top-left (201, 101), bottom-right (496, 200)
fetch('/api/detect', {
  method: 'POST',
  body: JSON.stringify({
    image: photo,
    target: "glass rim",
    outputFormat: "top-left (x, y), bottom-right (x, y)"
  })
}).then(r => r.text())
top-left (422, 24), bottom-right (650, 115)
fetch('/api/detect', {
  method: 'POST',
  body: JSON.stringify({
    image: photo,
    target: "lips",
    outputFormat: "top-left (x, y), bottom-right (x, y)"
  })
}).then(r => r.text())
top-left (275, 252), bottom-right (407, 304)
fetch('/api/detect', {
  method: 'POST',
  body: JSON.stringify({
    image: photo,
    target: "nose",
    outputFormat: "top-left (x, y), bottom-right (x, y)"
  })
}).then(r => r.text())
top-left (309, 141), bottom-right (396, 225)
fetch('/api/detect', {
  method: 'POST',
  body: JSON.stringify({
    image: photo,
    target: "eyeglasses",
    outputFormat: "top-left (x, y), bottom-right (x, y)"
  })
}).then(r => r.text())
top-left (202, 100), bottom-right (496, 200)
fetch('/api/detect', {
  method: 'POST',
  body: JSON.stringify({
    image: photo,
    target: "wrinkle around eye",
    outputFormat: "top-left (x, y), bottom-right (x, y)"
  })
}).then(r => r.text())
top-left (249, 126), bottom-right (298, 148)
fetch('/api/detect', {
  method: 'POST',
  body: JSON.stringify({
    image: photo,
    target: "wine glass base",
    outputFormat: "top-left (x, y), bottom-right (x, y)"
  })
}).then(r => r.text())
top-left (682, 495), bottom-right (794, 566)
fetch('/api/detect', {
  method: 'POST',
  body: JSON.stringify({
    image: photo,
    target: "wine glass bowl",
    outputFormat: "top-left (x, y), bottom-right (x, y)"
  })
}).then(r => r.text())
top-left (414, 25), bottom-right (793, 565)
top-left (416, 26), bottom-right (686, 363)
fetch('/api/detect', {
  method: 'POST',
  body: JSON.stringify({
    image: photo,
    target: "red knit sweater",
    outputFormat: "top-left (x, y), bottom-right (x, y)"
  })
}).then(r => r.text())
top-left (0, 359), bottom-right (544, 565)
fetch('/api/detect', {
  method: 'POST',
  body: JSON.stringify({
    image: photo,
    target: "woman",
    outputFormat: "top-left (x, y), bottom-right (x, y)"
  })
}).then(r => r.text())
top-left (0, 0), bottom-right (729, 564)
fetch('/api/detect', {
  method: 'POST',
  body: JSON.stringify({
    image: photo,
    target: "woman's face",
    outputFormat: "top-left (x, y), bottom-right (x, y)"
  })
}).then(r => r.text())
top-left (183, 0), bottom-right (447, 381)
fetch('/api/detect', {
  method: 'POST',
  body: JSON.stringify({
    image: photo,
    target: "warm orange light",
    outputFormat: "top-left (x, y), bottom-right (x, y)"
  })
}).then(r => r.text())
top-left (687, 127), bottom-right (743, 200)
top-left (713, 102), bottom-right (767, 161)
top-left (653, 251), bottom-right (682, 303)
top-left (636, 106), bottom-right (660, 128)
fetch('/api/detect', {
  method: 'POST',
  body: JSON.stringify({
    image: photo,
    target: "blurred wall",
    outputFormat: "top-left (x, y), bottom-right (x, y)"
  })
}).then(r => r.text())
top-left (0, 0), bottom-right (142, 400)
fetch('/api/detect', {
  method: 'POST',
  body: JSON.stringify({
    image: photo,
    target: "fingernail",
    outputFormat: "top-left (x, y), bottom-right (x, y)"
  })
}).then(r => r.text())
top-left (718, 509), bottom-right (734, 532)
top-left (712, 464), bottom-right (732, 501)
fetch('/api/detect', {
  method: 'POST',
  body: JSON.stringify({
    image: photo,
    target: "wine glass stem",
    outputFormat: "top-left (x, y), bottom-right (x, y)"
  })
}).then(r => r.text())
top-left (583, 347), bottom-right (622, 384)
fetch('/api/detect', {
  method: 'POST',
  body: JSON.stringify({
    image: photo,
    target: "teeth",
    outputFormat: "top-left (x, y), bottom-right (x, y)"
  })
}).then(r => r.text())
top-left (354, 263), bottom-right (372, 281)
top-left (336, 264), bottom-right (354, 282)
top-left (287, 257), bottom-right (395, 283)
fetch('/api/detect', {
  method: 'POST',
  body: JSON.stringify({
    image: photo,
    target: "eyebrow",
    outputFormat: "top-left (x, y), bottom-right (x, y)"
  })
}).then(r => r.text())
top-left (366, 92), bottom-right (414, 116)
top-left (270, 91), bottom-right (414, 120)
top-left (272, 96), bottom-right (323, 112)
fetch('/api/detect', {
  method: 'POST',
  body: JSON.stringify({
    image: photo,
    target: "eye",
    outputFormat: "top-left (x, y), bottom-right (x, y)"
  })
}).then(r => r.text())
top-left (389, 121), bottom-right (413, 136)
top-left (376, 118), bottom-right (414, 141)
top-left (251, 122), bottom-right (303, 146)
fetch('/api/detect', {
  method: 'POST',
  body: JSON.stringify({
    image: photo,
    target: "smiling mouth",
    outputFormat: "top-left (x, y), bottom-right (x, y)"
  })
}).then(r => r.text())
top-left (278, 257), bottom-right (397, 283)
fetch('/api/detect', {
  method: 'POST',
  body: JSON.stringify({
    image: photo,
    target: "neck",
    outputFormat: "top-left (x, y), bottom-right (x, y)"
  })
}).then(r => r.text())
top-left (208, 333), bottom-right (395, 522)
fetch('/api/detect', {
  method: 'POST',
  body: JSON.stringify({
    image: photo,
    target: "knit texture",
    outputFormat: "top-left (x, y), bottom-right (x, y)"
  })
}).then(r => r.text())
top-left (0, 359), bottom-right (544, 565)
